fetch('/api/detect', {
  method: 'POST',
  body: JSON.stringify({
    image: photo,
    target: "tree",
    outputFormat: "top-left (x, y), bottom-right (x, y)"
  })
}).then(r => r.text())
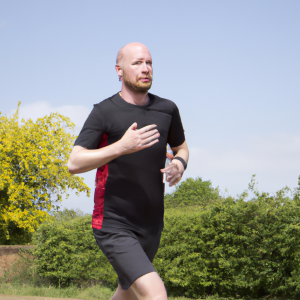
top-left (0, 102), bottom-right (90, 243)
top-left (164, 177), bottom-right (222, 209)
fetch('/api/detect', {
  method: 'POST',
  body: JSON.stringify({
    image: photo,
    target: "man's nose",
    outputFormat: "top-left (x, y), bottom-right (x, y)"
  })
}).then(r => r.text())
top-left (141, 62), bottom-right (149, 73)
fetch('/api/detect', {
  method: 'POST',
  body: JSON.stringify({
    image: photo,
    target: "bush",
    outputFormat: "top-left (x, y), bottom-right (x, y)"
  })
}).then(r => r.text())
top-left (32, 209), bottom-right (117, 287)
top-left (164, 177), bottom-right (222, 209)
top-left (0, 220), bottom-right (33, 245)
top-left (0, 104), bottom-right (90, 242)
top-left (31, 179), bottom-right (300, 299)
top-left (154, 177), bottom-right (300, 299)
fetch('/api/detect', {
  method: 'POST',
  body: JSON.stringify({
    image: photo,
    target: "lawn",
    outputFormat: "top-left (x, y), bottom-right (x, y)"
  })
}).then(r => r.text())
top-left (0, 247), bottom-right (280, 300)
top-left (0, 282), bottom-right (278, 300)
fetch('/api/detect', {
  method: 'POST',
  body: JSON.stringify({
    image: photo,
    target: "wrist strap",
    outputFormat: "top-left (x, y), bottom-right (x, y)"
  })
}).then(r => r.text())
top-left (173, 157), bottom-right (187, 170)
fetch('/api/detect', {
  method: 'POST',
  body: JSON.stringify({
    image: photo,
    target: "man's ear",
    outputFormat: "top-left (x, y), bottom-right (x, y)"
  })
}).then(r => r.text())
top-left (115, 64), bottom-right (123, 77)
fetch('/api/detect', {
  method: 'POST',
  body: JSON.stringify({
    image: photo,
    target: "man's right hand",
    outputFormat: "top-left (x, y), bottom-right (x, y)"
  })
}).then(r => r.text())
top-left (118, 122), bottom-right (160, 155)
top-left (68, 122), bottom-right (159, 174)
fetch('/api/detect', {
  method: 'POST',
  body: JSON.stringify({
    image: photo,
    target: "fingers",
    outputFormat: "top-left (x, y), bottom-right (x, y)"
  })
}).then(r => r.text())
top-left (161, 162), bottom-right (177, 173)
top-left (139, 138), bottom-right (159, 150)
top-left (166, 172), bottom-right (182, 187)
top-left (169, 176), bottom-right (182, 187)
top-left (129, 122), bottom-right (138, 130)
top-left (138, 124), bottom-right (157, 133)
top-left (135, 124), bottom-right (159, 148)
top-left (140, 135), bottom-right (160, 147)
top-left (141, 128), bottom-right (159, 140)
top-left (121, 123), bottom-right (159, 154)
top-left (160, 164), bottom-right (173, 173)
top-left (161, 163), bottom-right (182, 187)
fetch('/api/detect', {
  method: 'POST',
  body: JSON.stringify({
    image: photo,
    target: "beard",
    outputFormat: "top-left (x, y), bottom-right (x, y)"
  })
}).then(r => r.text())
top-left (123, 71), bottom-right (152, 93)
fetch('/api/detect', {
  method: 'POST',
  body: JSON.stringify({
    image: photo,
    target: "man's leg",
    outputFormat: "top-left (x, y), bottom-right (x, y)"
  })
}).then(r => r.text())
top-left (130, 272), bottom-right (167, 300)
top-left (111, 283), bottom-right (139, 300)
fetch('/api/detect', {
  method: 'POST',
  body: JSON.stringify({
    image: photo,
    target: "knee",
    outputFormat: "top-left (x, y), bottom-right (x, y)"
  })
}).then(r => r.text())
top-left (131, 272), bottom-right (167, 300)
top-left (140, 288), bottom-right (167, 300)
top-left (152, 294), bottom-right (167, 300)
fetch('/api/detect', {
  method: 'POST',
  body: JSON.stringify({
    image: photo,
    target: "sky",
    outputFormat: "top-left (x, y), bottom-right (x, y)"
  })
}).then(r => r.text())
top-left (1, 1), bottom-right (299, 213)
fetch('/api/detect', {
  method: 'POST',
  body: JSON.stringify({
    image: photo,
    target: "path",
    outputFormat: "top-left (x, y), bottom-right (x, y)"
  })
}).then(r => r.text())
top-left (0, 295), bottom-right (82, 300)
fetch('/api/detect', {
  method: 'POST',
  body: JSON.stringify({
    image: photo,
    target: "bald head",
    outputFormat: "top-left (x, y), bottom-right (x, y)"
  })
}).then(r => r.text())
top-left (115, 42), bottom-right (153, 94)
top-left (116, 42), bottom-right (151, 67)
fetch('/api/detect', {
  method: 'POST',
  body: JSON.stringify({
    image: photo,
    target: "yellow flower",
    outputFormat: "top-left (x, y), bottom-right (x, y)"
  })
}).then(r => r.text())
top-left (0, 102), bottom-right (90, 239)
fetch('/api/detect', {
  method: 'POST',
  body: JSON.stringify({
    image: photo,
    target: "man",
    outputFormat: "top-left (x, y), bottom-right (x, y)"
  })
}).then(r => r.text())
top-left (68, 42), bottom-right (189, 300)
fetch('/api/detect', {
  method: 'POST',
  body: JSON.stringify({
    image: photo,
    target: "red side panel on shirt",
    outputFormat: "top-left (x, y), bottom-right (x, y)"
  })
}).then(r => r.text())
top-left (92, 133), bottom-right (108, 230)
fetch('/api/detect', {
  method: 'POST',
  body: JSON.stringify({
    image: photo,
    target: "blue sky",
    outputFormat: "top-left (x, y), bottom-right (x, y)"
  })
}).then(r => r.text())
top-left (1, 1), bottom-right (299, 213)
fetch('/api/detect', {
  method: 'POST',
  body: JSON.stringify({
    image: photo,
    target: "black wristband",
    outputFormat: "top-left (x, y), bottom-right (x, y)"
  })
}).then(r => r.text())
top-left (173, 157), bottom-right (187, 170)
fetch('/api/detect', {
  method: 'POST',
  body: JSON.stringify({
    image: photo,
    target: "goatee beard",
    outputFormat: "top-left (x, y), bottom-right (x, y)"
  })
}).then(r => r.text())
top-left (123, 73), bottom-right (152, 93)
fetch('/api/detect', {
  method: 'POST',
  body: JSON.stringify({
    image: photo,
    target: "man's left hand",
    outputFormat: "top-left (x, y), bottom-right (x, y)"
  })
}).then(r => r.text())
top-left (161, 159), bottom-right (184, 187)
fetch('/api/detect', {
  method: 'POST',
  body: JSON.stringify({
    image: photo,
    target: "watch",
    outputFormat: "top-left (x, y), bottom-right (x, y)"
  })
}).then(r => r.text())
top-left (173, 157), bottom-right (187, 170)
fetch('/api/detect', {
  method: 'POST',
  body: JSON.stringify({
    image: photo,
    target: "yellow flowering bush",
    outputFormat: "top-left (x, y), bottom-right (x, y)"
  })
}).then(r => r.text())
top-left (0, 102), bottom-right (90, 241)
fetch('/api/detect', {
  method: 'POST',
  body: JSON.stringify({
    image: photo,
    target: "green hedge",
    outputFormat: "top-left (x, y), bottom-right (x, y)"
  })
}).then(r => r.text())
top-left (32, 178), bottom-right (300, 299)
top-left (155, 178), bottom-right (300, 299)
top-left (32, 210), bottom-right (117, 287)
top-left (164, 177), bottom-right (221, 209)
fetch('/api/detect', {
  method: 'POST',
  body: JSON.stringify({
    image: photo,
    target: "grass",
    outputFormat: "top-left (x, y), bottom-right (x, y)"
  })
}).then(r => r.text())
top-left (0, 282), bottom-right (248, 300)
top-left (0, 248), bottom-right (279, 300)
top-left (0, 250), bottom-right (115, 299)
top-left (0, 282), bottom-right (270, 300)
top-left (0, 282), bottom-right (114, 300)
top-left (0, 251), bottom-right (190, 300)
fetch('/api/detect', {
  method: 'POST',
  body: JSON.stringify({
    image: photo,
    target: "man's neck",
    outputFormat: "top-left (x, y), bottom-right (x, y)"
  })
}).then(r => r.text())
top-left (120, 85), bottom-right (149, 106)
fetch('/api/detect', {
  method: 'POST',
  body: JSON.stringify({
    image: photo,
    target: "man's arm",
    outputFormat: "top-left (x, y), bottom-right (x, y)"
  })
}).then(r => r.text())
top-left (160, 141), bottom-right (189, 187)
top-left (68, 144), bottom-right (122, 174)
top-left (172, 141), bottom-right (189, 167)
top-left (68, 122), bottom-right (159, 174)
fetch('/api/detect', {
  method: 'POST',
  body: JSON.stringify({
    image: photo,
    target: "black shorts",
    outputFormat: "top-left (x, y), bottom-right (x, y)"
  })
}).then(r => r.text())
top-left (93, 228), bottom-right (162, 290)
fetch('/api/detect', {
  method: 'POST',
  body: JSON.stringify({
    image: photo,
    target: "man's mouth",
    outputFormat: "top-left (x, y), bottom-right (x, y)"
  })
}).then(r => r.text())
top-left (139, 77), bottom-right (150, 82)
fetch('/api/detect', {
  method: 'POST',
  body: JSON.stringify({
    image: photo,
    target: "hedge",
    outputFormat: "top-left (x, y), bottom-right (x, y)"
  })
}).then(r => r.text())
top-left (32, 211), bottom-right (117, 287)
top-left (164, 177), bottom-right (221, 209)
top-left (32, 177), bottom-right (300, 299)
top-left (156, 199), bottom-right (300, 298)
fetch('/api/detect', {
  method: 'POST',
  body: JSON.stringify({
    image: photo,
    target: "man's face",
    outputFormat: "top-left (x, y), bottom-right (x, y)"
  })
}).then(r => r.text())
top-left (122, 46), bottom-right (153, 93)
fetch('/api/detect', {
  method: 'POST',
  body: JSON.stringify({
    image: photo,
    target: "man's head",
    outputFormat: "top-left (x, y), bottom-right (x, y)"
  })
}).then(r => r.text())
top-left (116, 42), bottom-right (153, 94)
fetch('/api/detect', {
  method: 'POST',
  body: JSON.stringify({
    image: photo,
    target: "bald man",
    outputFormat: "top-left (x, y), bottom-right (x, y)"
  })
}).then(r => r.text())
top-left (68, 42), bottom-right (189, 300)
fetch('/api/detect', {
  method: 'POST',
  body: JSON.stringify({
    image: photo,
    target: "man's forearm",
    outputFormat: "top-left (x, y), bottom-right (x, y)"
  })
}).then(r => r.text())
top-left (174, 148), bottom-right (189, 164)
top-left (68, 142), bottom-right (123, 174)
top-left (170, 141), bottom-right (189, 174)
top-left (68, 123), bottom-right (160, 174)
top-left (172, 141), bottom-right (189, 164)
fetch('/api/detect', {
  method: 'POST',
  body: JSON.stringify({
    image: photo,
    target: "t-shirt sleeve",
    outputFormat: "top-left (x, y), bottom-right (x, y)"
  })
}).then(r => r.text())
top-left (74, 105), bottom-right (106, 149)
top-left (167, 103), bottom-right (185, 147)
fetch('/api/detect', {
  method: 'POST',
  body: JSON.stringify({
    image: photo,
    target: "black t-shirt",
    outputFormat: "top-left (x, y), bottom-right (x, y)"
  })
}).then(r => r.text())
top-left (74, 92), bottom-right (185, 234)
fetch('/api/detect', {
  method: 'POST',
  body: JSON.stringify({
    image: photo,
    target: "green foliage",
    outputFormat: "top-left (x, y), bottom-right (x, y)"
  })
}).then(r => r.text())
top-left (29, 178), bottom-right (300, 299)
top-left (0, 282), bottom-right (235, 300)
top-left (0, 282), bottom-right (115, 300)
top-left (31, 209), bottom-right (117, 287)
top-left (154, 176), bottom-right (300, 299)
top-left (164, 178), bottom-right (222, 209)
top-left (0, 220), bottom-right (33, 245)
top-left (0, 103), bottom-right (90, 242)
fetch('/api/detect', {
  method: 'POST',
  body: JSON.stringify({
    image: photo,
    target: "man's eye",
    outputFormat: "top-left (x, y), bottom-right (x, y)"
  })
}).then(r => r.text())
top-left (134, 62), bottom-right (141, 65)
top-left (146, 62), bottom-right (152, 65)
